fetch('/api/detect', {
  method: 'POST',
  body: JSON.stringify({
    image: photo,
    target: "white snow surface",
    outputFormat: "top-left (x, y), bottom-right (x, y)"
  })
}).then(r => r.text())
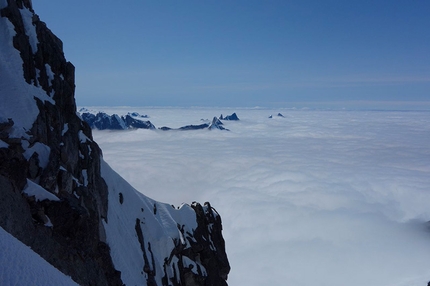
top-left (22, 141), bottom-right (51, 169)
top-left (61, 123), bottom-right (69, 136)
top-left (0, 139), bottom-right (8, 148)
top-left (0, 226), bottom-right (78, 286)
top-left (92, 106), bottom-right (430, 286)
top-left (78, 130), bottom-right (91, 143)
top-left (45, 63), bottom-right (54, 84)
top-left (22, 179), bottom-right (60, 202)
top-left (101, 159), bottom-right (199, 285)
top-left (19, 7), bottom-right (38, 54)
top-left (82, 169), bottom-right (88, 186)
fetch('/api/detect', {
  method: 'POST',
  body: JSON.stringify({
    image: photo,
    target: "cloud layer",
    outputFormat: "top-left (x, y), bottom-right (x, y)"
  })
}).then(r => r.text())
top-left (92, 107), bottom-right (430, 286)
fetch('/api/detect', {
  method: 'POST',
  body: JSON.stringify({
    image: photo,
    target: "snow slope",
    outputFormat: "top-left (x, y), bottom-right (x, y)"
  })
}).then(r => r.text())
top-left (101, 159), bottom-right (211, 285)
top-left (0, 226), bottom-right (78, 286)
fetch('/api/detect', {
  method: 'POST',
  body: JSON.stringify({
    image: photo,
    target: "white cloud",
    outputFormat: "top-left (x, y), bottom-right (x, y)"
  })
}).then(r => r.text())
top-left (92, 107), bottom-right (430, 286)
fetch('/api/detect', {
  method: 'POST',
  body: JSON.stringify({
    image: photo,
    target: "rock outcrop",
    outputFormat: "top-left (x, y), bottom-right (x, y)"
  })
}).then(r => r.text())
top-left (159, 117), bottom-right (227, 131)
top-left (269, 113), bottom-right (285, 118)
top-left (0, 1), bottom-right (229, 285)
top-left (219, 113), bottom-right (239, 121)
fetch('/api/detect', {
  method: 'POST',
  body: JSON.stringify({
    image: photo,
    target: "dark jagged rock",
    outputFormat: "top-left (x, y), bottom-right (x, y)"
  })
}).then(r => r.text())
top-left (178, 123), bottom-right (210, 130)
top-left (0, 1), bottom-right (229, 285)
top-left (155, 202), bottom-right (230, 286)
top-left (123, 114), bottom-right (155, 129)
top-left (189, 202), bottom-right (230, 284)
top-left (81, 111), bottom-right (154, 130)
top-left (128, 111), bottom-right (149, 118)
top-left (82, 112), bottom-right (115, 130)
top-left (220, 113), bottom-right (239, 121)
top-left (159, 117), bottom-right (228, 131)
top-left (82, 112), bottom-right (124, 130)
top-left (158, 123), bottom-right (210, 131)
top-left (269, 113), bottom-right (285, 118)
top-left (0, 118), bottom-right (14, 138)
top-left (159, 126), bottom-right (172, 131)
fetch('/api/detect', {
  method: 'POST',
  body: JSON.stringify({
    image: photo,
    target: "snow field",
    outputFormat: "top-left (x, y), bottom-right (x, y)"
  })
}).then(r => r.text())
top-left (0, 226), bottom-right (78, 286)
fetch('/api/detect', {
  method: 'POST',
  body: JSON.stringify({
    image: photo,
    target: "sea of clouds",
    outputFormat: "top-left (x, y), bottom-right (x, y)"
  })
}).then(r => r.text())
top-left (90, 107), bottom-right (430, 286)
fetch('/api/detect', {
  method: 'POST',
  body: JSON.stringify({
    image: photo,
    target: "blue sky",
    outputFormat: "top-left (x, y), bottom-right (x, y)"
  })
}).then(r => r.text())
top-left (33, 1), bottom-right (430, 109)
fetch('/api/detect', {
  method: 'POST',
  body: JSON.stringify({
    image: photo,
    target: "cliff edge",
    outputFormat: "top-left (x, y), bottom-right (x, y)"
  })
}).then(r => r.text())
top-left (0, 0), bottom-right (229, 285)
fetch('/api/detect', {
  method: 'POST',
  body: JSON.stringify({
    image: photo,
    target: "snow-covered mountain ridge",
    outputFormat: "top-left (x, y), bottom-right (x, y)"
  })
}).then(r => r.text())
top-left (78, 108), bottom-right (239, 131)
top-left (79, 109), bottom-right (156, 130)
top-left (0, 1), bottom-right (229, 285)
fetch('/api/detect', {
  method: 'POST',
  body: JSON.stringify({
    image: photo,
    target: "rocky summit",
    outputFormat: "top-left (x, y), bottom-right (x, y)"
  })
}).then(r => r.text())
top-left (0, 1), bottom-right (229, 285)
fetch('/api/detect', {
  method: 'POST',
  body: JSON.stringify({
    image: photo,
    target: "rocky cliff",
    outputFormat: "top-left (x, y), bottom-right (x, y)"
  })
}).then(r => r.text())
top-left (0, 1), bottom-right (229, 285)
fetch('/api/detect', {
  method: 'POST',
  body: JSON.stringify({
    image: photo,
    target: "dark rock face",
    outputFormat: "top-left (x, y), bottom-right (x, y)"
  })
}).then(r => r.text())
top-left (0, 1), bottom-right (229, 285)
top-left (178, 123), bottom-right (210, 131)
top-left (128, 111), bottom-right (149, 118)
top-left (269, 113), bottom-right (284, 118)
top-left (220, 113), bottom-right (239, 121)
top-left (189, 202), bottom-right (230, 284)
top-left (159, 202), bottom-right (230, 286)
top-left (157, 123), bottom-right (212, 131)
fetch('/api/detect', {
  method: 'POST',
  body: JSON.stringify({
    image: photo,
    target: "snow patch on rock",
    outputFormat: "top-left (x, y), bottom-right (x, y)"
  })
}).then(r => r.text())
top-left (22, 179), bottom-right (60, 202)
top-left (0, 139), bottom-right (8, 148)
top-left (19, 7), bottom-right (38, 54)
top-left (22, 141), bottom-right (51, 169)
top-left (78, 130), bottom-right (91, 143)
top-left (61, 123), bottom-right (69, 136)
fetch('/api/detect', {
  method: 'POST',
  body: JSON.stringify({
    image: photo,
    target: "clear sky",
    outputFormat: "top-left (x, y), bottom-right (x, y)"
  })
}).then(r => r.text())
top-left (32, 1), bottom-right (430, 109)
